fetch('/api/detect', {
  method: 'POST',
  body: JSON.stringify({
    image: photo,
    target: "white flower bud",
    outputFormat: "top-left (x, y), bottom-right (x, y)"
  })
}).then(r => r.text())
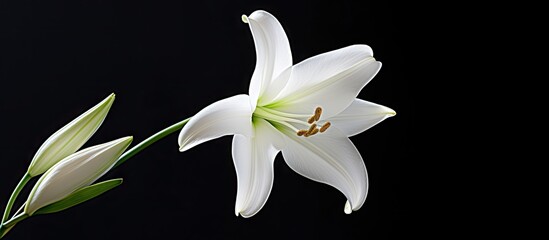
top-left (27, 93), bottom-right (115, 177)
top-left (25, 136), bottom-right (132, 216)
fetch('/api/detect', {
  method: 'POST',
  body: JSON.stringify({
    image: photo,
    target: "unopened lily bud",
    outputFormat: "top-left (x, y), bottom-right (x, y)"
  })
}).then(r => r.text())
top-left (27, 93), bottom-right (115, 177)
top-left (24, 136), bottom-right (132, 216)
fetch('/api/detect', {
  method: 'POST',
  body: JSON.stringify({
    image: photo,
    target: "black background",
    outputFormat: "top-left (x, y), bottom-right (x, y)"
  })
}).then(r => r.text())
top-left (1, 0), bottom-right (411, 239)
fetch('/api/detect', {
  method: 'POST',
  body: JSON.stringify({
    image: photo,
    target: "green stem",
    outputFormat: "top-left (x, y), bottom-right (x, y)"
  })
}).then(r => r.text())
top-left (0, 173), bottom-right (31, 239)
top-left (1, 213), bottom-right (27, 229)
top-left (1, 174), bottom-right (31, 225)
top-left (114, 117), bottom-right (190, 168)
top-left (14, 204), bottom-right (24, 216)
top-left (0, 212), bottom-right (28, 237)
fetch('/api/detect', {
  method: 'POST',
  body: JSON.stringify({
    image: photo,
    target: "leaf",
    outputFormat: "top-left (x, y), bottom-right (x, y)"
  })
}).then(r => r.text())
top-left (34, 178), bottom-right (123, 215)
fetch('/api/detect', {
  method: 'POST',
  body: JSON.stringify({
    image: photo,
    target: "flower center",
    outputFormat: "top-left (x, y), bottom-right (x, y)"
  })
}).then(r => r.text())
top-left (253, 106), bottom-right (331, 137)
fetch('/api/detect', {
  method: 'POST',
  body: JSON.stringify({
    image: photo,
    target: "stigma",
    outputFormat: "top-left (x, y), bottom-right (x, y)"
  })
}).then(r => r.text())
top-left (297, 107), bottom-right (331, 137)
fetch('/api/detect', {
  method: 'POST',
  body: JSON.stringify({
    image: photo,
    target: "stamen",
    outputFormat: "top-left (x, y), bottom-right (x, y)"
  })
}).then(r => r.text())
top-left (258, 107), bottom-right (311, 119)
top-left (319, 122), bottom-right (331, 133)
top-left (276, 120), bottom-right (301, 133)
top-left (297, 130), bottom-right (308, 136)
top-left (254, 107), bottom-right (309, 126)
top-left (314, 107), bottom-right (322, 121)
top-left (309, 128), bottom-right (319, 136)
top-left (308, 123), bottom-right (317, 134)
top-left (307, 116), bottom-right (315, 124)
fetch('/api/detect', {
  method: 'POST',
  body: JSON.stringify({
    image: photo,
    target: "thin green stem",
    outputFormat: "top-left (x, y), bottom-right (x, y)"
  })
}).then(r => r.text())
top-left (2, 213), bottom-right (27, 229)
top-left (0, 173), bottom-right (31, 239)
top-left (12, 204), bottom-right (24, 217)
top-left (114, 117), bottom-right (190, 168)
top-left (0, 212), bottom-right (28, 237)
top-left (1, 173), bottom-right (31, 225)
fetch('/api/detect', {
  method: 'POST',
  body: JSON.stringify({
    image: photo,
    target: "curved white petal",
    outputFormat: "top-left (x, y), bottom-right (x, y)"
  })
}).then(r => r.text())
top-left (245, 10), bottom-right (292, 109)
top-left (328, 99), bottom-right (396, 137)
top-left (232, 119), bottom-right (283, 218)
top-left (178, 95), bottom-right (253, 152)
top-left (271, 45), bottom-right (381, 119)
top-left (280, 126), bottom-right (367, 213)
top-left (257, 66), bottom-right (291, 106)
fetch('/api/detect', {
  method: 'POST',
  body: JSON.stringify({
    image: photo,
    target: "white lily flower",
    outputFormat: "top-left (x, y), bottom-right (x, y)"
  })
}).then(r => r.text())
top-left (27, 94), bottom-right (115, 177)
top-left (178, 10), bottom-right (395, 217)
top-left (24, 136), bottom-right (132, 215)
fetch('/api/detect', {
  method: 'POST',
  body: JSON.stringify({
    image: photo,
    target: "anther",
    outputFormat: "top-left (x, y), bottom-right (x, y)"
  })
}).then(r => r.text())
top-left (297, 130), bottom-right (308, 136)
top-left (319, 122), bottom-right (331, 133)
top-left (314, 107), bottom-right (322, 121)
top-left (309, 128), bottom-right (319, 136)
top-left (307, 116), bottom-right (316, 124)
top-left (308, 123), bottom-right (317, 134)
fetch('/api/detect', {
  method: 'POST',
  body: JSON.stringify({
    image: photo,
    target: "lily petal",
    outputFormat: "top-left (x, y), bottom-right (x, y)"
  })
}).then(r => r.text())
top-left (179, 95), bottom-right (253, 152)
top-left (328, 99), bottom-right (396, 137)
top-left (271, 45), bottom-right (381, 119)
top-left (245, 10), bottom-right (292, 109)
top-left (232, 119), bottom-right (283, 217)
top-left (280, 126), bottom-right (367, 213)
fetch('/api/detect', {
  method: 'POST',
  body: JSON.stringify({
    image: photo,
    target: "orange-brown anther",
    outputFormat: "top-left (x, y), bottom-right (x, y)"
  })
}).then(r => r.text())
top-left (314, 107), bottom-right (322, 121)
top-left (298, 108), bottom-right (330, 137)
top-left (307, 123), bottom-right (317, 134)
top-left (297, 130), bottom-right (308, 136)
top-left (319, 122), bottom-right (331, 133)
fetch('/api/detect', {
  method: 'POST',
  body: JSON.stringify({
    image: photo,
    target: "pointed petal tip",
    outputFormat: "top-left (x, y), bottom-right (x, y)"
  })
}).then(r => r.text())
top-left (387, 108), bottom-right (397, 117)
top-left (377, 104), bottom-right (397, 117)
top-left (114, 136), bottom-right (133, 151)
top-left (239, 212), bottom-right (255, 218)
top-left (241, 14), bottom-right (249, 23)
top-left (103, 93), bottom-right (116, 104)
top-left (120, 136), bottom-right (133, 145)
top-left (179, 142), bottom-right (193, 152)
top-left (102, 93), bottom-right (116, 107)
top-left (344, 201), bottom-right (352, 214)
top-left (234, 209), bottom-right (254, 218)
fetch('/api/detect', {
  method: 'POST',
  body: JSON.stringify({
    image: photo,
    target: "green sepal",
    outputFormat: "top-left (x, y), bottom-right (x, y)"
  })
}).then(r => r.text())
top-left (34, 178), bottom-right (123, 215)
